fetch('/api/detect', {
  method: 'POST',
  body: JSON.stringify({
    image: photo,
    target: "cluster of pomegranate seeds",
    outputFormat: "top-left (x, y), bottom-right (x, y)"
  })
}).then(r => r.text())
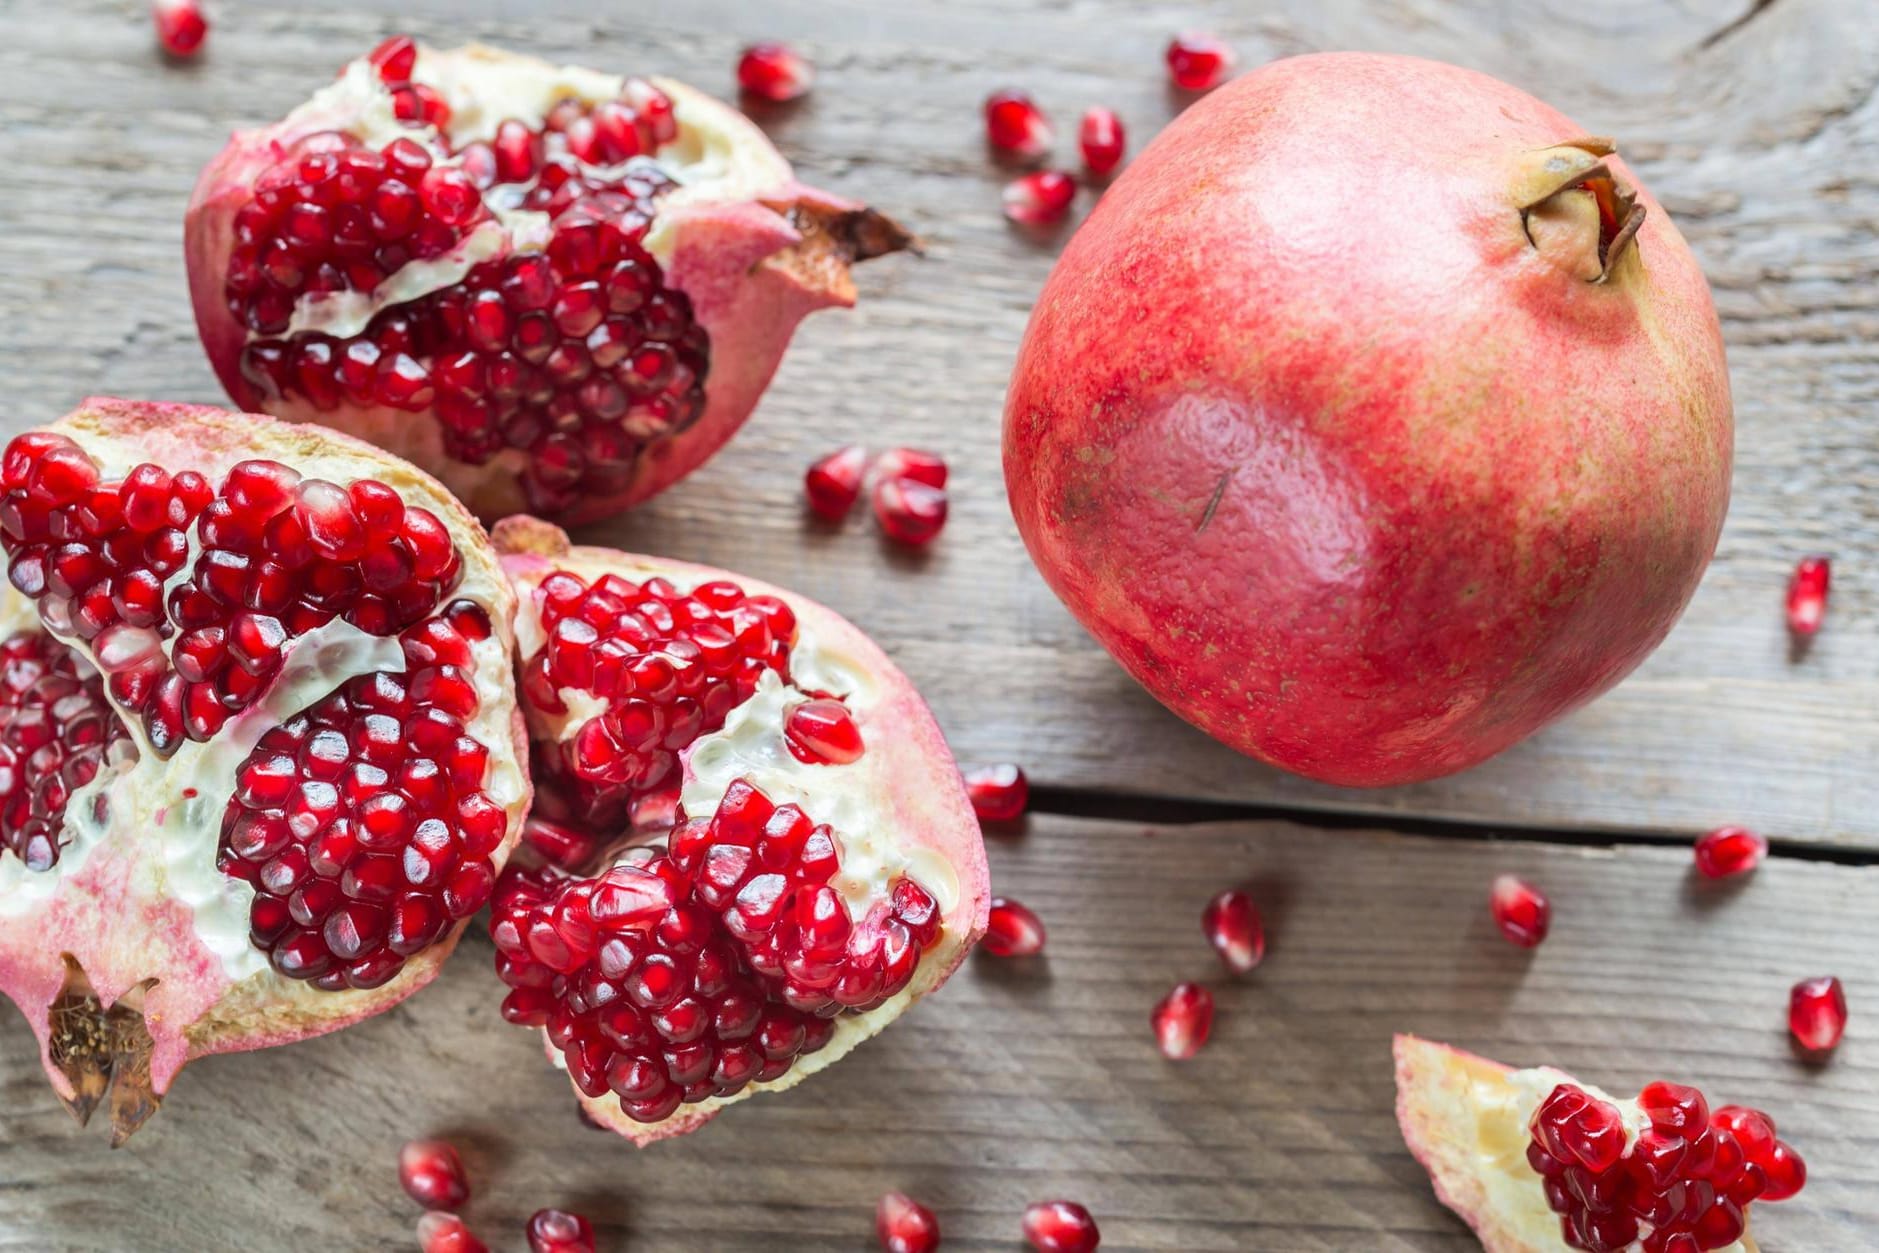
top-left (153, 0), bottom-right (207, 58)
top-left (876, 1191), bottom-right (941, 1253)
top-left (1490, 873), bottom-right (1551, 948)
top-left (963, 762), bottom-right (1028, 823)
top-left (0, 630), bottom-right (130, 870)
top-left (981, 896), bottom-right (1046, 957)
top-left (805, 446), bottom-right (951, 545)
top-left (1789, 975), bottom-right (1847, 1053)
top-left (521, 569), bottom-right (797, 826)
top-left (1692, 825), bottom-right (1767, 880)
top-left (417, 1212), bottom-right (488, 1253)
top-left (217, 600), bottom-right (502, 987)
top-left (1002, 171), bottom-right (1077, 227)
top-left (736, 42), bottom-right (814, 102)
top-left (1151, 981), bottom-right (1214, 1060)
top-left (526, 1208), bottom-right (596, 1253)
top-left (984, 90), bottom-right (1054, 158)
top-left (399, 1138), bottom-right (470, 1209)
top-left (0, 434), bottom-right (463, 755)
top-left (1022, 1199), bottom-right (1101, 1252)
top-left (1077, 107), bottom-right (1126, 176)
top-left (1165, 32), bottom-right (1236, 91)
top-left (1528, 1080), bottom-right (1805, 1251)
top-left (1785, 555), bottom-right (1830, 636)
top-left (1202, 888), bottom-right (1264, 973)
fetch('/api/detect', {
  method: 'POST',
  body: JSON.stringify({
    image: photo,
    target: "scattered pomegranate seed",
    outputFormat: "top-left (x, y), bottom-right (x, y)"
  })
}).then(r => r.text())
top-left (876, 1191), bottom-right (941, 1253)
top-left (874, 476), bottom-right (948, 545)
top-left (1078, 107), bottom-right (1126, 176)
top-left (805, 445), bottom-right (868, 521)
top-left (784, 697), bottom-right (865, 765)
top-left (963, 763), bottom-right (1028, 823)
top-left (1022, 1199), bottom-right (1100, 1252)
top-left (1165, 32), bottom-right (1236, 91)
top-left (737, 42), bottom-right (814, 103)
top-left (984, 90), bottom-right (1053, 158)
top-left (153, 0), bottom-right (207, 58)
top-left (398, 1138), bottom-right (469, 1209)
top-left (418, 1212), bottom-right (489, 1253)
top-left (1693, 825), bottom-right (1768, 880)
top-left (1786, 555), bottom-right (1830, 636)
top-left (1202, 889), bottom-right (1264, 973)
top-left (1002, 171), bottom-right (1076, 227)
top-left (873, 448), bottom-right (948, 489)
top-left (1489, 874), bottom-right (1550, 948)
top-left (525, 1208), bottom-right (595, 1253)
top-left (1152, 981), bottom-right (1214, 1060)
top-left (982, 896), bottom-right (1046, 957)
top-left (1789, 976), bottom-right (1847, 1053)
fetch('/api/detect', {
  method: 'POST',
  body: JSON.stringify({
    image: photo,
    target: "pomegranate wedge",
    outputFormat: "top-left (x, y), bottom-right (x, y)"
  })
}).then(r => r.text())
top-left (490, 518), bottom-right (988, 1143)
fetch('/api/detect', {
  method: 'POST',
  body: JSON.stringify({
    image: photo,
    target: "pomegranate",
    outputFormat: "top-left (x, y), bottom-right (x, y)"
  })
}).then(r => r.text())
top-left (186, 39), bottom-right (911, 526)
top-left (1396, 1035), bottom-right (1807, 1251)
top-left (0, 399), bottom-right (526, 1140)
top-left (1003, 53), bottom-right (1732, 787)
top-left (489, 518), bottom-right (988, 1143)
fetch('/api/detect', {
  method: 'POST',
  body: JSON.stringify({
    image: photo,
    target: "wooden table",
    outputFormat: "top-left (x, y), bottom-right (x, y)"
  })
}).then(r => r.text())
top-left (0, 0), bottom-right (1873, 1248)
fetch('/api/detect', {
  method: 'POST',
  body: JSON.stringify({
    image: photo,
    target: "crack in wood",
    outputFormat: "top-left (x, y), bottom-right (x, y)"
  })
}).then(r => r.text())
top-left (1699, 0), bottom-right (1781, 49)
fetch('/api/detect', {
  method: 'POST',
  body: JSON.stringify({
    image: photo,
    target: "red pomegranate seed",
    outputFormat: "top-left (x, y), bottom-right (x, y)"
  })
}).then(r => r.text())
top-left (1022, 1200), bottom-right (1100, 1253)
top-left (1489, 874), bottom-right (1550, 948)
top-left (369, 35), bottom-right (419, 83)
top-left (1693, 825), bottom-right (1767, 880)
top-left (804, 445), bottom-right (868, 521)
top-left (873, 476), bottom-right (948, 545)
top-left (1002, 171), bottom-right (1076, 226)
top-left (152, 0), bottom-right (207, 58)
top-left (397, 1138), bottom-right (469, 1209)
top-left (737, 42), bottom-right (814, 102)
top-left (1202, 888), bottom-right (1264, 974)
top-left (1078, 107), bottom-right (1125, 176)
top-left (1789, 976), bottom-right (1847, 1052)
top-left (1152, 981), bottom-right (1214, 1060)
top-left (984, 90), bottom-right (1053, 159)
top-left (525, 1208), bottom-right (595, 1253)
top-left (873, 448), bottom-right (948, 489)
top-left (1166, 32), bottom-right (1236, 91)
top-left (982, 896), bottom-right (1046, 957)
top-left (523, 816), bottom-right (600, 870)
top-left (876, 1191), bottom-right (941, 1253)
top-left (418, 1212), bottom-right (489, 1253)
top-left (784, 698), bottom-right (865, 764)
top-left (963, 763), bottom-right (1027, 823)
top-left (1786, 555), bottom-right (1830, 636)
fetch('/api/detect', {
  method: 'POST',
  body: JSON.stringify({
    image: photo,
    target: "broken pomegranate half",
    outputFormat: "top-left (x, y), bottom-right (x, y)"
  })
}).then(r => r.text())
top-left (489, 517), bottom-right (988, 1143)
top-left (0, 398), bottom-right (527, 1140)
top-left (1395, 1034), bottom-right (1805, 1252)
top-left (185, 39), bottom-right (910, 526)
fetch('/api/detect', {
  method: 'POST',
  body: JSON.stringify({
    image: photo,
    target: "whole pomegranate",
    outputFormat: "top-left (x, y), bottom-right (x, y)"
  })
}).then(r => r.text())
top-left (490, 518), bottom-right (988, 1142)
top-left (0, 398), bottom-right (527, 1140)
top-left (1003, 53), bottom-right (1732, 787)
top-left (186, 39), bottom-right (910, 525)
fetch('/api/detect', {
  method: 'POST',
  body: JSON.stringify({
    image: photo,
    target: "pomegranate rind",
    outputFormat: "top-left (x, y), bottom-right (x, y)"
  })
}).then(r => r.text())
top-left (0, 398), bottom-right (529, 1138)
top-left (494, 516), bottom-right (989, 1144)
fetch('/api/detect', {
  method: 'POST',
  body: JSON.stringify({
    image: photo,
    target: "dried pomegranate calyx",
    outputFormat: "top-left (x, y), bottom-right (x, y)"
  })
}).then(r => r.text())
top-left (1514, 139), bottom-right (1646, 283)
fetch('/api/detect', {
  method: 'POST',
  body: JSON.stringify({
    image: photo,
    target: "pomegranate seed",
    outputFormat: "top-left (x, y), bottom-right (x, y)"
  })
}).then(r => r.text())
top-left (1151, 981), bottom-right (1214, 1060)
top-left (1022, 1200), bottom-right (1100, 1253)
top-left (873, 477), bottom-right (948, 545)
top-left (1786, 555), bottom-right (1829, 636)
top-left (1693, 825), bottom-right (1767, 879)
top-left (418, 1212), bottom-right (489, 1253)
top-left (1002, 171), bottom-right (1076, 226)
top-left (1166, 32), bottom-right (1236, 91)
top-left (981, 896), bottom-right (1046, 957)
top-left (876, 1191), bottom-right (940, 1253)
top-left (398, 1138), bottom-right (469, 1209)
top-left (1789, 976), bottom-right (1847, 1052)
top-left (152, 0), bottom-right (207, 58)
top-left (525, 1208), bottom-right (595, 1253)
top-left (984, 90), bottom-right (1053, 158)
top-left (873, 448), bottom-right (948, 489)
top-left (1489, 874), bottom-right (1549, 948)
top-left (804, 445), bottom-right (867, 521)
top-left (1078, 107), bottom-right (1125, 176)
top-left (963, 763), bottom-right (1027, 823)
top-left (737, 42), bottom-right (814, 103)
top-left (1202, 889), bottom-right (1264, 973)
top-left (784, 698), bottom-right (865, 765)
top-left (370, 35), bottom-right (419, 83)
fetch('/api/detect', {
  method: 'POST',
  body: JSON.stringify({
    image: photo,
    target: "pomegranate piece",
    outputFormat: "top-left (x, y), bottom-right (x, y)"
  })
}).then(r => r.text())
top-left (805, 445), bottom-right (868, 521)
top-left (873, 477), bottom-right (949, 545)
top-left (1201, 888), bottom-right (1264, 973)
top-left (1786, 555), bottom-right (1830, 636)
top-left (876, 1191), bottom-right (941, 1253)
top-left (1077, 107), bottom-right (1126, 177)
top-left (1789, 975), bottom-right (1847, 1053)
top-left (1022, 1200), bottom-right (1100, 1252)
top-left (1002, 171), bottom-right (1076, 227)
top-left (984, 90), bottom-right (1053, 159)
top-left (1165, 33), bottom-right (1236, 91)
top-left (418, 1212), bottom-right (489, 1253)
top-left (398, 1138), bottom-right (470, 1209)
top-left (1489, 874), bottom-right (1549, 948)
top-left (1151, 982), bottom-right (1214, 1060)
top-left (981, 896), bottom-right (1046, 957)
top-left (963, 763), bottom-right (1027, 823)
top-left (525, 1208), bottom-right (595, 1253)
top-left (153, 0), bottom-right (207, 58)
top-left (0, 630), bottom-right (129, 871)
top-left (737, 42), bottom-right (814, 103)
top-left (873, 447), bottom-right (948, 489)
top-left (1693, 825), bottom-right (1767, 879)
top-left (490, 518), bottom-right (988, 1144)
top-left (186, 40), bottom-right (911, 527)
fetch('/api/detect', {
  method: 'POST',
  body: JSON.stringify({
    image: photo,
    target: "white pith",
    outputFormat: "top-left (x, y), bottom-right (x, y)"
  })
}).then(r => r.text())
top-left (265, 44), bottom-right (792, 343)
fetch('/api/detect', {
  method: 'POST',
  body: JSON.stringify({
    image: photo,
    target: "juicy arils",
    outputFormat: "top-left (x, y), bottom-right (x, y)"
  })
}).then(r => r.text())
top-left (186, 39), bottom-right (911, 526)
top-left (491, 518), bottom-right (989, 1142)
top-left (0, 399), bottom-right (526, 1140)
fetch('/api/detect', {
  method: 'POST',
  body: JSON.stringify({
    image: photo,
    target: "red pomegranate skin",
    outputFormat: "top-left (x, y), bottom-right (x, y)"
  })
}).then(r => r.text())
top-left (1003, 52), bottom-right (1732, 787)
